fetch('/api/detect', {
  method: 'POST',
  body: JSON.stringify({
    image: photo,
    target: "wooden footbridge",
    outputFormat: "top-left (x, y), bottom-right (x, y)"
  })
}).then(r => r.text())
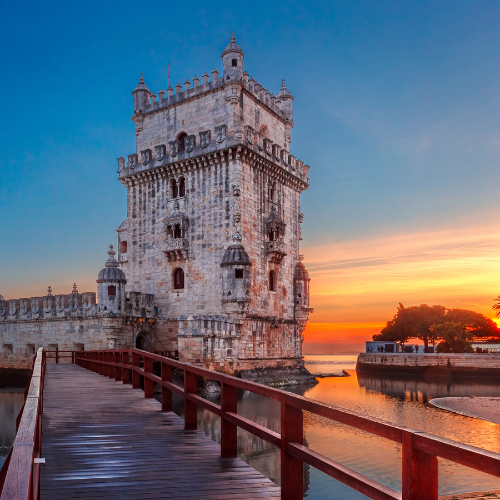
top-left (1, 349), bottom-right (500, 500)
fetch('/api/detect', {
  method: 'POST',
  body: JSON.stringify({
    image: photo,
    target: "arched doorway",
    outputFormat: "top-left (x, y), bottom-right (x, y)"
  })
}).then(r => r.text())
top-left (135, 332), bottom-right (151, 351)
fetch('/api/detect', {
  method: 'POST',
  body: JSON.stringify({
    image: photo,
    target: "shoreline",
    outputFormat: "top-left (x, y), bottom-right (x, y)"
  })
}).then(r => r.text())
top-left (439, 490), bottom-right (500, 499)
top-left (429, 397), bottom-right (500, 425)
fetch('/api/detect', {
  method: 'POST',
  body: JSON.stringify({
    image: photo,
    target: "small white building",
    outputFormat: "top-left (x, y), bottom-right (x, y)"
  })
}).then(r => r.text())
top-left (365, 341), bottom-right (402, 353)
top-left (471, 342), bottom-right (500, 353)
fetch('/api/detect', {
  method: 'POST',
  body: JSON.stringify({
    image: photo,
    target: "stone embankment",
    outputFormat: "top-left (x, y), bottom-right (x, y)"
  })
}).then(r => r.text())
top-left (356, 353), bottom-right (500, 378)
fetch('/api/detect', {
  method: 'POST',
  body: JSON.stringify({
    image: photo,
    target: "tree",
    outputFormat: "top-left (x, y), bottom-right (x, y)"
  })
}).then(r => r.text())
top-left (445, 309), bottom-right (499, 339)
top-left (492, 296), bottom-right (500, 319)
top-left (373, 303), bottom-right (413, 346)
top-left (433, 322), bottom-right (474, 353)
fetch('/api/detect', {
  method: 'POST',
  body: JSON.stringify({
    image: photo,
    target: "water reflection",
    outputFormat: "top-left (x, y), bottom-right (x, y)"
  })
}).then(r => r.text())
top-left (171, 356), bottom-right (500, 499)
top-left (0, 389), bottom-right (25, 469)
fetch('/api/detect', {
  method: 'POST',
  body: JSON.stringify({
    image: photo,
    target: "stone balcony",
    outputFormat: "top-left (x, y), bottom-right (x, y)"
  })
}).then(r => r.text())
top-left (266, 240), bottom-right (286, 264)
top-left (164, 238), bottom-right (188, 262)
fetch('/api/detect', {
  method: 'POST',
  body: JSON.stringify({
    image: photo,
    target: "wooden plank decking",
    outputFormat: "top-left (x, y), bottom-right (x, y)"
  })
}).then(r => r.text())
top-left (40, 364), bottom-right (280, 499)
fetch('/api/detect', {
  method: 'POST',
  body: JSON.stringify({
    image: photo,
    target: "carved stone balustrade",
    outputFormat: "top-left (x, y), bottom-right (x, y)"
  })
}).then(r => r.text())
top-left (266, 240), bottom-right (286, 264)
top-left (164, 237), bottom-right (189, 262)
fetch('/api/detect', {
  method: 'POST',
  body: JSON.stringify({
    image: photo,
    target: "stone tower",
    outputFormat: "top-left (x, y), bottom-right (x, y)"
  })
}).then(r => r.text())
top-left (116, 34), bottom-right (313, 374)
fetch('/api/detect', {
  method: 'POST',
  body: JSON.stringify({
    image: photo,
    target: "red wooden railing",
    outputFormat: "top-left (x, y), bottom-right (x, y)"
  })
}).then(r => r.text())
top-left (75, 348), bottom-right (500, 500)
top-left (0, 348), bottom-right (45, 500)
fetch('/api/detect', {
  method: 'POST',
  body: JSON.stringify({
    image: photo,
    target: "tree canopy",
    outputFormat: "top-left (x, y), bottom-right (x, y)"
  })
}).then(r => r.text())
top-left (373, 303), bottom-right (499, 352)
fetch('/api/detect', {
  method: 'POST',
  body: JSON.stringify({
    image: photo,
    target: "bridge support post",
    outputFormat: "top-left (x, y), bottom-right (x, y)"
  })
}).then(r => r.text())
top-left (132, 351), bottom-right (141, 389)
top-left (281, 395), bottom-right (303, 500)
top-left (123, 352), bottom-right (130, 384)
top-left (108, 352), bottom-right (115, 379)
top-left (184, 370), bottom-right (197, 430)
top-left (221, 380), bottom-right (237, 457)
top-left (161, 362), bottom-right (172, 411)
top-left (144, 357), bottom-right (154, 398)
top-left (114, 352), bottom-right (122, 382)
top-left (402, 430), bottom-right (438, 500)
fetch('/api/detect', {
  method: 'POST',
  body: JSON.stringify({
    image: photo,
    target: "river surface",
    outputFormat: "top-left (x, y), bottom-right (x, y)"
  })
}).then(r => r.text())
top-left (0, 388), bottom-right (25, 469)
top-left (1, 355), bottom-right (500, 498)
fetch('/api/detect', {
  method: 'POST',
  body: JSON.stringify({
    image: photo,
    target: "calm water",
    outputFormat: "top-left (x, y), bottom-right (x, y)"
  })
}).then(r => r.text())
top-left (175, 354), bottom-right (500, 499)
top-left (2, 356), bottom-right (500, 498)
top-left (0, 389), bottom-right (25, 469)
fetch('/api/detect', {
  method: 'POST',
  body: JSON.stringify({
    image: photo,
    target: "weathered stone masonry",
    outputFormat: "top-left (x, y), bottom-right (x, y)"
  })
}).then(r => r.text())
top-left (1, 34), bottom-right (313, 377)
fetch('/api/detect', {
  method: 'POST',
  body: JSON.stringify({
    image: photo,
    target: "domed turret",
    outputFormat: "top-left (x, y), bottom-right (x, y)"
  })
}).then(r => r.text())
top-left (221, 32), bottom-right (244, 82)
top-left (220, 233), bottom-right (252, 314)
top-left (97, 245), bottom-right (127, 313)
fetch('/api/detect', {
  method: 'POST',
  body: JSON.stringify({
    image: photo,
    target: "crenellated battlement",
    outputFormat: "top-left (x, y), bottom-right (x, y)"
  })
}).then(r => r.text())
top-left (140, 72), bottom-right (285, 120)
top-left (0, 287), bottom-right (157, 322)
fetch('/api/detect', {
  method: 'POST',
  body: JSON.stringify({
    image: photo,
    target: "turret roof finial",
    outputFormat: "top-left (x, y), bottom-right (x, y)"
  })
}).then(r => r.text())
top-left (139, 73), bottom-right (144, 83)
top-left (47, 286), bottom-right (52, 296)
top-left (133, 73), bottom-right (150, 93)
top-left (72, 283), bottom-right (78, 294)
top-left (222, 32), bottom-right (244, 58)
top-left (105, 245), bottom-right (119, 268)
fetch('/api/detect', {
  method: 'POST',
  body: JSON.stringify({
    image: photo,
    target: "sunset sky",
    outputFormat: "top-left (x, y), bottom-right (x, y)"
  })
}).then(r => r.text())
top-left (2, 1), bottom-right (500, 353)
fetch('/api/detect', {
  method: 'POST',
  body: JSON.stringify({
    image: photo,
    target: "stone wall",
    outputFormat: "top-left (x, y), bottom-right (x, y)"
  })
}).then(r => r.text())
top-left (357, 353), bottom-right (500, 377)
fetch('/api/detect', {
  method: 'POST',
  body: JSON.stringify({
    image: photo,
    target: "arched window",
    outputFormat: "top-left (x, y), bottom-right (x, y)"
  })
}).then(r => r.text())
top-left (136, 334), bottom-right (145, 350)
top-left (173, 268), bottom-right (185, 289)
top-left (174, 224), bottom-right (182, 238)
top-left (178, 132), bottom-right (187, 152)
top-left (268, 231), bottom-right (275, 241)
top-left (166, 225), bottom-right (173, 238)
top-left (178, 177), bottom-right (185, 197)
top-left (235, 269), bottom-right (243, 279)
top-left (232, 59), bottom-right (237, 67)
top-left (170, 178), bottom-right (178, 198)
top-left (269, 270), bottom-right (276, 292)
top-left (108, 286), bottom-right (116, 296)
top-left (120, 241), bottom-right (127, 253)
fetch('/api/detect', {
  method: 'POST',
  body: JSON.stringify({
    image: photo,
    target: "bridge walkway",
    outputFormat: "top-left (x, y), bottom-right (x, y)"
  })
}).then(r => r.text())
top-left (40, 364), bottom-right (280, 499)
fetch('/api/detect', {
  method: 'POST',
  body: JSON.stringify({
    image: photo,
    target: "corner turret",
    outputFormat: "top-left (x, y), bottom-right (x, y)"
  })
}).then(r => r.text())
top-left (132, 73), bottom-right (150, 113)
top-left (97, 245), bottom-right (127, 314)
top-left (276, 79), bottom-right (294, 151)
top-left (221, 32), bottom-right (244, 82)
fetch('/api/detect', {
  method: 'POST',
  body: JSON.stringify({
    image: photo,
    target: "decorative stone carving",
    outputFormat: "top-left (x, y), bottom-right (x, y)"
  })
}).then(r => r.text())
top-left (82, 292), bottom-right (95, 311)
top-left (232, 183), bottom-right (241, 224)
top-left (280, 150), bottom-right (288, 166)
top-left (272, 144), bottom-right (281, 160)
top-left (56, 295), bottom-right (65, 312)
top-left (31, 298), bottom-right (40, 314)
top-left (215, 124), bottom-right (227, 143)
top-left (19, 299), bottom-right (29, 315)
top-left (155, 144), bottom-right (166, 161)
top-left (245, 126), bottom-right (255, 145)
top-left (169, 140), bottom-right (178, 157)
top-left (141, 149), bottom-right (151, 165)
top-left (117, 157), bottom-right (125, 173)
top-left (263, 138), bottom-right (273, 156)
top-left (9, 300), bottom-right (18, 317)
top-left (127, 153), bottom-right (138, 169)
top-left (288, 154), bottom-right (296, 170)
top-left (199, 130), bottom-right (211, 148)
top-left (266, 211), bottom-right (287, 264)
top-left (185, 135), bottom-right (195, 153)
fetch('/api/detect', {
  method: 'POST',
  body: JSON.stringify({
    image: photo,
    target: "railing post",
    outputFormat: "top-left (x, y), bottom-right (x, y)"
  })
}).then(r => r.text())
top-left (161, 362), bottom-right (172, 411)
top-left (220, 378), bottom-right (237, 457)
top-left (132, 351), bottom-right (141, 389)
top-left (402, 430), bottom-right (438, 500)
top-left (114, 351), bottom-right (122, 382)
top-left (122, 351), bottom-right (130, 384)
top-left (144, 356), bottom-right (154, 398)
top-left (184, 369), bottom-right (197, 430)
top-left (72, 351), bottom-right (75, 364)
top-left (281, 394), bottom-right (304, 500)
top-left (56, 350), bottom-right (59, 364)
top-left (108, 351), bottom-right (115, 379)
top-left (99, 352), bottom-right (104, 376)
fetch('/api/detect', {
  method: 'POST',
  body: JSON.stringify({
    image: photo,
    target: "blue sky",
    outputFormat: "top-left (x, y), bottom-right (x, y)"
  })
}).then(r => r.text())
top-left (2, 1), bottom-right (500, 347)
